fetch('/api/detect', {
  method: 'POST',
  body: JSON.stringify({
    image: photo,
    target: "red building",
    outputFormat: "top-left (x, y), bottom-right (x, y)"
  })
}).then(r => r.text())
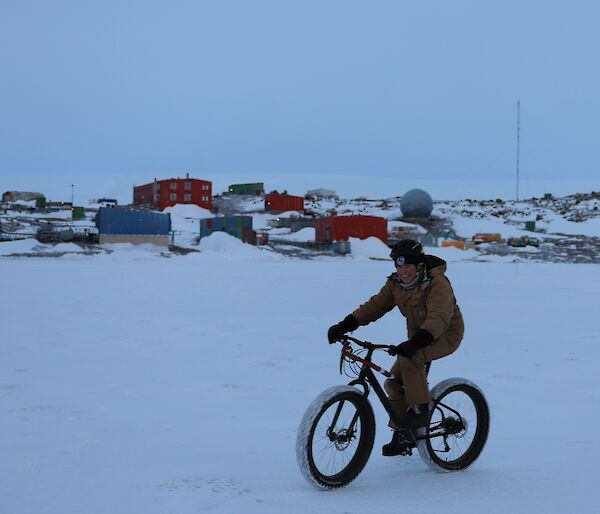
top-left (133, 174), bottom-right (212, 211)
top-left (316, 215), bottom-right (388, 244)
top-left (264, 193), bottom-right (304, 212)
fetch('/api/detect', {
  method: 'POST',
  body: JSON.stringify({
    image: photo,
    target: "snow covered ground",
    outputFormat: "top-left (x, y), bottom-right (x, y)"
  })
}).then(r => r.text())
top-left (2, 244), bottom-right (599, 513)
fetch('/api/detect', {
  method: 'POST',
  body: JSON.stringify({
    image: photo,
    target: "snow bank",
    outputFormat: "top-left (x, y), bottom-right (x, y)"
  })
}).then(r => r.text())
top-left (163, 205), bottom-right (213, 249)
top-left (198, 232), bottom-right (282, 260)
top-left (163, 204), bottom-right (213, 219)
top-left (0, 238), bottom-right (40, 255)
top-left (349, 237), bottom-right (390, 260)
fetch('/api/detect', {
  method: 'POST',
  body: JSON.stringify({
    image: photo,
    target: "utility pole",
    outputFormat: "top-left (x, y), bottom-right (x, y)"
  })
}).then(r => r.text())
top-left (516, 100), bottom-right (521, 202)
top-left (70, 184), bottom-right (76, 228)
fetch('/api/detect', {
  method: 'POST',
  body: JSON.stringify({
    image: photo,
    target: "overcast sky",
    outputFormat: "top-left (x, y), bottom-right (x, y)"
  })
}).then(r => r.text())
top-left (1, 0), bottom-right (598, 192)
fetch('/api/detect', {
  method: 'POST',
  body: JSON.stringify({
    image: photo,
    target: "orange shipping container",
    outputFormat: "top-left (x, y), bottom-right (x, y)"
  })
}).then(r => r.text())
top-left (472, 233), bottom-right (503, 243)
top-left (442, 240), bottom-right (465, 250)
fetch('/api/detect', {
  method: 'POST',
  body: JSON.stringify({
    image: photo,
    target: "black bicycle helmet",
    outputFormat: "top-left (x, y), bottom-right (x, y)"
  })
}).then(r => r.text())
top-left (390, 239), bottom-right (425, 265)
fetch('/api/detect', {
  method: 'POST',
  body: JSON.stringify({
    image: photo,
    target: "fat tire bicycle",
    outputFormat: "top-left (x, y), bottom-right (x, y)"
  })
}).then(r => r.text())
top-left (296, 335), bottom-right (490, 489)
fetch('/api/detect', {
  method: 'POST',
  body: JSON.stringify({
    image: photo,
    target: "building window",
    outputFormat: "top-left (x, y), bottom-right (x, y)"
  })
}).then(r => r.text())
top-left (184, 194), bottom-right (192, 201)
top-left (184, 181), bottom-right (191, 190)
top-left (202, 196), bottom-right (208, 202)
top-left (170, 193), bottom-right (177, 201)
top-left (202, 184), bottom-right (209, 190)
top-left (170, 182), bottom-right (177, 191)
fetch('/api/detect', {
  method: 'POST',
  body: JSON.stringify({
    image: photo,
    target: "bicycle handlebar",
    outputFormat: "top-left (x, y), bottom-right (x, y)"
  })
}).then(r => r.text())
top-left (336, 335), bottom-right (394, 352)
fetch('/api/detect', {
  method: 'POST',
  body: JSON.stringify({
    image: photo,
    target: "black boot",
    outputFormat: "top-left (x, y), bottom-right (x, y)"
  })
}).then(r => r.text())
top-left (394, 403), bottom-right (431, 430)
top-left (382, 430), bottom-right (412, 457)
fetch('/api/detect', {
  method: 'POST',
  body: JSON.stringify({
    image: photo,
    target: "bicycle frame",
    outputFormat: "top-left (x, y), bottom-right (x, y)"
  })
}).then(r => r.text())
top-left (337, 339), bottom-right (464, 447)
top-left (341, 344), bottom-right (408, 430)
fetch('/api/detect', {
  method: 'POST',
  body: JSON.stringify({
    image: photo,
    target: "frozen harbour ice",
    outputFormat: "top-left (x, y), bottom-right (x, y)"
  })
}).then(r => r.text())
top-left (2, 245), bottom-right (600, 514)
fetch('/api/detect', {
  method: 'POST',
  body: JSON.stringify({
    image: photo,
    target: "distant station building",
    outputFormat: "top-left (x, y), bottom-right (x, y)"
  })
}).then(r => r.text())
top-left (316, 215), bottom-right (388, 245)
top-left (199, 216), bottom-right (269, 246)
top-left (133, 174), bottom-right (212, 211)
top-left (264, 193), bottom-right (304, 213)
top-left (227, 183), bottom-right (264, 195)
top-left (306, 188), bottom-right (338, 200)
top-left (98, 198), bottom-right (118, 207)
top-left (2, 191), bottom-right (45, 203)
top-left (96, 207), bottom-right (171, 246)
top-left (200, 215), bottom-right (253, 242)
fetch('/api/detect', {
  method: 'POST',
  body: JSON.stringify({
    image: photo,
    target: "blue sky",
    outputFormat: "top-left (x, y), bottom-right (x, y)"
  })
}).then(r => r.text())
top-left (1, 0), bottom-right (599, 190)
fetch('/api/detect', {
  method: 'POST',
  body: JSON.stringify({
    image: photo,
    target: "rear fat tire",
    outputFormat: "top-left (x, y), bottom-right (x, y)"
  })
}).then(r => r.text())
top-left (296, 385), bottom-right (375, 489)
top-left (417, 378), bottom-right (490, 472)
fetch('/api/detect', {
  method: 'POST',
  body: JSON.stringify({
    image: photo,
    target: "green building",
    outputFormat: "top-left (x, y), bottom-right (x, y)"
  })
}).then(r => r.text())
top-left (72, 206), bottom-right (85, 220)
top-left (227, 183), bottom-right (264, 195)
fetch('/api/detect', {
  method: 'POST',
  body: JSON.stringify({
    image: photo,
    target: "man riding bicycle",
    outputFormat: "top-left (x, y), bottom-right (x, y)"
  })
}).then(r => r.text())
top-left (327, 239), bottom-right (464, 456)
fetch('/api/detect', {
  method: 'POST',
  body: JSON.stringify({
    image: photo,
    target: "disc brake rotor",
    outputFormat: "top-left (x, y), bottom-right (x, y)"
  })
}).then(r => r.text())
top-left (331, 429), bottom-right (354, 450)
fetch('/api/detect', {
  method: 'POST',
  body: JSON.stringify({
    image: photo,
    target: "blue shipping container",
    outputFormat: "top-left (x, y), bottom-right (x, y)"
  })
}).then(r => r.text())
top-left (200, 216), bottom-right (252, 239)
top-left (96, 207), bottom-right (171, 235)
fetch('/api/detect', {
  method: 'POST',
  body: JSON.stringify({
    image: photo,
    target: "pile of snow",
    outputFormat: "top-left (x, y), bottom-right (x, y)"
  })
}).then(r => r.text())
top-left (270, 227), bottom-right (315, 242)
top-left (349, 237), bottom-right (391, 260)
top-left (0, 238), bottom-right (40, 255)
top-left (164, 204), bottom-right (214, 248)
top-left (163, 204), bottom-right (213, 220)
top-left (198, 232), bottom-right (282, 260)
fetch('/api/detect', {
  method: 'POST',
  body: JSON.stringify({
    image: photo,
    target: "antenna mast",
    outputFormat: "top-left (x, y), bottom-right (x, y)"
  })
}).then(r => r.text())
top-left (516, 100), bottom-right (520, 201)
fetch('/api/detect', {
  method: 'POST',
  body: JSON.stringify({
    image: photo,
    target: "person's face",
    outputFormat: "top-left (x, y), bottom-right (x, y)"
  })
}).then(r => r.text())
top-left (396, 263), bottom-right (417, 284)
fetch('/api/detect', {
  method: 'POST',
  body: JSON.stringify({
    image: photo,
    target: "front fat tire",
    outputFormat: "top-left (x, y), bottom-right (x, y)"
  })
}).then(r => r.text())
top-left (296, 385), bottom-right (375, 489)
top-left (417, 378), bottom-right (490, 472)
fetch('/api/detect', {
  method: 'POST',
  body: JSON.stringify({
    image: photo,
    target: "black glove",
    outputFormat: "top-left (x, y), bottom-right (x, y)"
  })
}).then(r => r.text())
top-left (388, 339), bottom-right (419, 357)
top-left (327, 314), bottom-right (359, 344)
top-left (388, 329), bottom-right (434, 357)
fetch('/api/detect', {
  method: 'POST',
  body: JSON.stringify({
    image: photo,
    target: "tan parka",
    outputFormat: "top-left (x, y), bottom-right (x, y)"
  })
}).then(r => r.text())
top-left (352, 256), bottom-right (464, 345)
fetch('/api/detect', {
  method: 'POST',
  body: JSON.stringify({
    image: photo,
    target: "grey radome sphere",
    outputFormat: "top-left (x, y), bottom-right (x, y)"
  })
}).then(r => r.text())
top-left (400, 189), bottom-right (433, 218)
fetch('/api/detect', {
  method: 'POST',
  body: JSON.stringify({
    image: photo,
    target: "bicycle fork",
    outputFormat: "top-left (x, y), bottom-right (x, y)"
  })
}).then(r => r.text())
top-left (326, 400), bottom-right (360, 445)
